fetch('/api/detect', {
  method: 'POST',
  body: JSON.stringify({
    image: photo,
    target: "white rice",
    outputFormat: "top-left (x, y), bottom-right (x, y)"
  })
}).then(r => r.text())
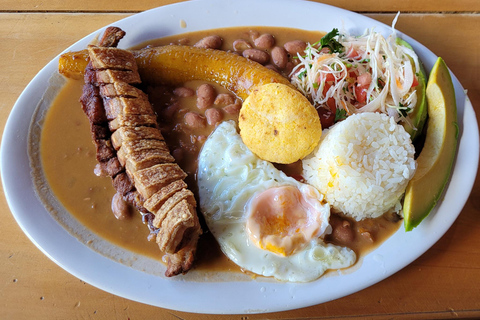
top-left (302, 112), bottom-right (416, 220)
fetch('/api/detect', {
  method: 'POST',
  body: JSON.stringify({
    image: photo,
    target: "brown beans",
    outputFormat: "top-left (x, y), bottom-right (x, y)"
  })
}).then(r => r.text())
top-left (284, 40), bottom-right (307, 56)
top-left (242, 49), bottom-right (270, 65)
top-left (214, 93), bottom-right (236, 106)
top-left (271, 46), bottom-right (288, 69)
top-left (171, 148), bottom-right (184, 162)
top-left (334, 220), bottom-right (355, 244)
top-left (264, 64), bottom-right (279, 73)
top-left (196, 84), bottom-right (216, 110)
top-left (249, 30), bottom-right (260, 42)
top-left (223, 102), bottom-right (242, 114)
top-left (254, 33), bottom-right (275, 49)
top-left (284, 61), bottom-right (295, 75)
top-left (328, 215), bottom-right (355, 245)
top-left (205, 108), bottom-right (223, 126)
top-left (233, 39), bottom-right (252, 52)
top-left (111, 192), bottom-right (131, 220)
top-left (160, 101), bottom-right (180, 120)
top-left (361, 231), bottom-right (374, 242)
top-left (194, 35), bottom-right (223, 49)
top-left (173, 87), bottom-right (195, 97)
top-left (184, 112), bottom-right (206, 128)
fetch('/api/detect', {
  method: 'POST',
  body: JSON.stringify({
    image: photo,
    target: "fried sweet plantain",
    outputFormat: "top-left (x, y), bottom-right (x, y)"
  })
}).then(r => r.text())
top-left (59, 45), bottom-right (292, 99)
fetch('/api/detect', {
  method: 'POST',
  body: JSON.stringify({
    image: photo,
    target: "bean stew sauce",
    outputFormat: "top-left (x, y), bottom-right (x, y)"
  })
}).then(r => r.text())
top-left (40, 27), bottom-right (401, 274)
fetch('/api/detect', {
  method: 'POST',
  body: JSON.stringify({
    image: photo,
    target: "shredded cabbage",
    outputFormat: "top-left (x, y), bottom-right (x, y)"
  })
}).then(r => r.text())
top-left (290, 15), bottom-right (421, 124)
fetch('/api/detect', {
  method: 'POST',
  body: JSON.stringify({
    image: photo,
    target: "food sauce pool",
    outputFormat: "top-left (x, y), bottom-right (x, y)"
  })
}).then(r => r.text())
top-left (40, 27), bottom-right (400, 274)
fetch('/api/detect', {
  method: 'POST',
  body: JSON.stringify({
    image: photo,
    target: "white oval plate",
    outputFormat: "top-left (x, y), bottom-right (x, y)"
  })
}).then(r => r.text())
top-left (1, 0), bottom-right (478, 314)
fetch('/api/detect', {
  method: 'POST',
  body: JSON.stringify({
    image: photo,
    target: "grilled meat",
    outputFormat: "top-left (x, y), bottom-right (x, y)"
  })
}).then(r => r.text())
top-left (79, 26), bottom-right (202, 276)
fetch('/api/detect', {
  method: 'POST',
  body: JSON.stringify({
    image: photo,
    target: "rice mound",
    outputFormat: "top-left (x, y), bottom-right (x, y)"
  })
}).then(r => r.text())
top-left (302, 112), bottom-right (416, 220)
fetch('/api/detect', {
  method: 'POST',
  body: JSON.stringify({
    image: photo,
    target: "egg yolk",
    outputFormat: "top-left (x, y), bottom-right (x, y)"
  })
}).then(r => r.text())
top-left (245, 185), bottom-right (327, 256)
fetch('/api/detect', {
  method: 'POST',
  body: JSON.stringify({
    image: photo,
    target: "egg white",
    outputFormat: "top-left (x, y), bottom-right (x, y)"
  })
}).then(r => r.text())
top-left (197, 121), bottom-right (356, 282)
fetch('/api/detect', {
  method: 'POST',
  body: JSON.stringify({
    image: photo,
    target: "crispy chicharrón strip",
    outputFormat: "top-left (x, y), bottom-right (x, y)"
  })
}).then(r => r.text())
top-left (78, 27), bottom-right (202, 276)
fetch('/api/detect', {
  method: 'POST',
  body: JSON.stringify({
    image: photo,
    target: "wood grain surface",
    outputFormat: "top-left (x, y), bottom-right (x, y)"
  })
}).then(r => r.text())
top-left (1, 0), bottom-right (480, 12)
top-left (1, 1), bottom-right (479, 319)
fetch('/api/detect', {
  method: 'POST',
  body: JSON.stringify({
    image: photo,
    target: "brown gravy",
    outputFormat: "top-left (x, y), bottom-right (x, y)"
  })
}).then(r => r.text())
top-left (40, 26), bottom-right (400, 274)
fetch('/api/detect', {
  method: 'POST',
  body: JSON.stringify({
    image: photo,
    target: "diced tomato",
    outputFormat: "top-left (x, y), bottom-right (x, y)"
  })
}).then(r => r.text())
top-left (326, 97), bottom-right (336, 113)
top-left (357, 73), bottom-right (372, 86)
top-left (317, 67), bottom-right (336, 83)
top-left (355, 85), bottom-right (368, 104)
top-left (322, 82), bottom-right (332, 96)
top-left (412, 75), bottom-right (419, 87)
top-left (351, 73), bottom-right (371, 104)
top-left (323, 72), bottom-right (335, 82)
top-left (346, 46), bottom-right (359, 59)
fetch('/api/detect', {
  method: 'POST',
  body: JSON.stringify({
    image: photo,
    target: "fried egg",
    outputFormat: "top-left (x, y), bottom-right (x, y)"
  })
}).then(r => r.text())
top-left (197, 121), bottom-right (356, 282)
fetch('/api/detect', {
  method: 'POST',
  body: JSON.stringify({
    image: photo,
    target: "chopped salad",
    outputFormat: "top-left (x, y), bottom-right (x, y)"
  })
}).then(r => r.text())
top-left (290, 18), bottom-right (422, 129)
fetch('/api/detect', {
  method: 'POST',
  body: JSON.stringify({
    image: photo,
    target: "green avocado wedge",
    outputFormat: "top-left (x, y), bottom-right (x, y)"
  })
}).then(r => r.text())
top-left (396, 38), bottom-right (428, 143)
top-left (403, 57), bottom-right (458, 231)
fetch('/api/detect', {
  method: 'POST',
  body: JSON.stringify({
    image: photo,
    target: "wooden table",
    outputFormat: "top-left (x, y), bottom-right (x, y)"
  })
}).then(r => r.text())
top-left (1, 1), bottom-right (479, 319)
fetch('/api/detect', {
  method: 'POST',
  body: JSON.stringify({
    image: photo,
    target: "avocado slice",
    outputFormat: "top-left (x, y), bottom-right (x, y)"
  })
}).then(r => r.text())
top-left (403, 57), bottom-right (458, 231)
top-left (396, 38), bottom-right (428, 143)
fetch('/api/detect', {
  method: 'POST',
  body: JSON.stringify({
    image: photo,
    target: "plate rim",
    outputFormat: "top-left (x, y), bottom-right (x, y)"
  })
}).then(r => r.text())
top-left (1, 0), bottom-right (479, 314)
